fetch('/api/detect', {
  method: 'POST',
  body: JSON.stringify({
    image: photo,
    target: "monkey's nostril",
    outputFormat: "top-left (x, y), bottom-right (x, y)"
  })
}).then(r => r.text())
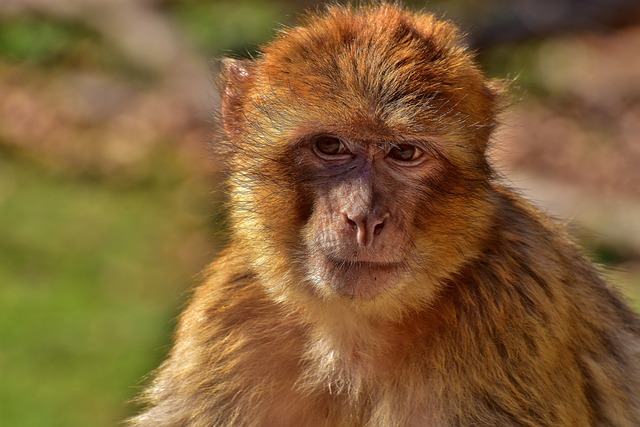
top-left (346, 217), bottom-right (358, 230)
top-left (374, 222), bottom-right (385, 236)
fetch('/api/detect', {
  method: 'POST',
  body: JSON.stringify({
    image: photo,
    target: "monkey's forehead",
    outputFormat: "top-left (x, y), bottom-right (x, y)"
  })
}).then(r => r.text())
top-left (250, 4), bottom-right (491, 133)
top-left (265, 6), bottom-right (475, 90)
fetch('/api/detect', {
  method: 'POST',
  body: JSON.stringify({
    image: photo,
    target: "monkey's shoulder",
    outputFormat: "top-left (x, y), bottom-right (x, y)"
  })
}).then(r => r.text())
top-left (478, 184), bottom-right (640, 330)
top-left (490, 185), bottom-right (572, 243)
top-left (177, 250), bottom-right (304, 345)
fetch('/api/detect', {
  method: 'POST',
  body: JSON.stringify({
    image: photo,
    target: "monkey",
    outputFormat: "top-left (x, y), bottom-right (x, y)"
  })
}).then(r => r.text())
top-left (131, 3), bottom-right (640, 426)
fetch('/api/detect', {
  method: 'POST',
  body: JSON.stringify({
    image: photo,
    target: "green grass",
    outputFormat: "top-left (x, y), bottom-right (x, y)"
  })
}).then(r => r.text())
top-left (0, 16), bottom-right (87, 65)
top-left (0, 153), bottom-right (214, 426)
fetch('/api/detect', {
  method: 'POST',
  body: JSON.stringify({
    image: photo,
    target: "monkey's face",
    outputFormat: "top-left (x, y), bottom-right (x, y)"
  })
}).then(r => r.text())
top-left (221, 4), bottom-right (498, 312)
top-left (227, 108), bottom-right (494, 310)
top-left (293, 133), bottom-right (445, 299)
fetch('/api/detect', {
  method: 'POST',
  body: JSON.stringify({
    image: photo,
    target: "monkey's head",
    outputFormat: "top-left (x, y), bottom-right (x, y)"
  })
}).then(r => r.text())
top-left (219, 3), bottom-right (499, 318)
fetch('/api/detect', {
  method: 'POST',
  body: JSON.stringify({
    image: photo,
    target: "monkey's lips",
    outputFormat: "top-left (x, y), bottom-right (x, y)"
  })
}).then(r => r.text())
top-left (311, 255), bottom-right (404, 298)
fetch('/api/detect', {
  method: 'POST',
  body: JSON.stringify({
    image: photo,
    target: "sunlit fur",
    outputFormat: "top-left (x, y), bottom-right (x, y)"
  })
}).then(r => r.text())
top-left (132, 3), bottom-right (640, 426)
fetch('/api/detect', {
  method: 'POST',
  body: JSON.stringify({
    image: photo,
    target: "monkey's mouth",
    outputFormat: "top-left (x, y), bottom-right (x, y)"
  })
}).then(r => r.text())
top-left (311, 255), bottom-right (404, 298)
top-left (324, 256), bottom-right (401, 272)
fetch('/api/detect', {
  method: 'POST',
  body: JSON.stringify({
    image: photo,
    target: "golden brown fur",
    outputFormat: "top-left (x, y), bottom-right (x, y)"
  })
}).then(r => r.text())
top-left (132, 3), bottom-right (640, 426)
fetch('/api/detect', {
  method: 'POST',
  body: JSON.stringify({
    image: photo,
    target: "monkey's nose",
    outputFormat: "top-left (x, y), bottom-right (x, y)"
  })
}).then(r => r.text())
top-left (342, 212), bottom-right (388, 247)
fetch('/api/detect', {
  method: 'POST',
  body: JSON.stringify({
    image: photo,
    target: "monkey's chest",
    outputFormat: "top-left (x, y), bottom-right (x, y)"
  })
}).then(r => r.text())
top-left (290, 342), bottom-right (441, 427)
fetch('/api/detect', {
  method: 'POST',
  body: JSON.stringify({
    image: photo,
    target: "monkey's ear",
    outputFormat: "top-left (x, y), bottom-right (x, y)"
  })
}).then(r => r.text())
top-left (220, 58), bottom-right (253, 137)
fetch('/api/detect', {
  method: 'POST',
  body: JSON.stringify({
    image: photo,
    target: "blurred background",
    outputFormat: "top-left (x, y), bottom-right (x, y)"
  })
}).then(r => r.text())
top-left (0, 0), bottom-right (639, 425)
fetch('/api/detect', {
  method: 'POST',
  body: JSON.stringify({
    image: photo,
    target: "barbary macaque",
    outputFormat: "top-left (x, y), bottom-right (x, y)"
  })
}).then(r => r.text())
top-left (132, 3), bottom-right (640, 426)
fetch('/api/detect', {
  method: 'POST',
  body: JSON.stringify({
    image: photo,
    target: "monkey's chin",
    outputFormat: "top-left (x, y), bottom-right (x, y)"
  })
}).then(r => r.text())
top-left (310, 256), bottom-right (403, 299)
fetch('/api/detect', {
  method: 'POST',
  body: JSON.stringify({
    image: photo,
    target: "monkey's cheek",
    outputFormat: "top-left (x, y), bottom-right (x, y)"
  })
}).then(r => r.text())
top-left (308, 256), bottom-right (403, 299)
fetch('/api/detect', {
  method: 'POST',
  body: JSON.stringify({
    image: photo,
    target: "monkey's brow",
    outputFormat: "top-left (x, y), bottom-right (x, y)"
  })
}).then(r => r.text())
top-left (375, 142), bottom-right (403, 153)
top-left (377, 140), bottom-right (435, 151)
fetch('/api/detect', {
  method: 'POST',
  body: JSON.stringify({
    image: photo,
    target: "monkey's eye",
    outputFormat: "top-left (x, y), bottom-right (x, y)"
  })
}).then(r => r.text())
top-left (388, 144), bottom-right (423, 162)
top-left (313, 136), bottom-right (349, 158)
